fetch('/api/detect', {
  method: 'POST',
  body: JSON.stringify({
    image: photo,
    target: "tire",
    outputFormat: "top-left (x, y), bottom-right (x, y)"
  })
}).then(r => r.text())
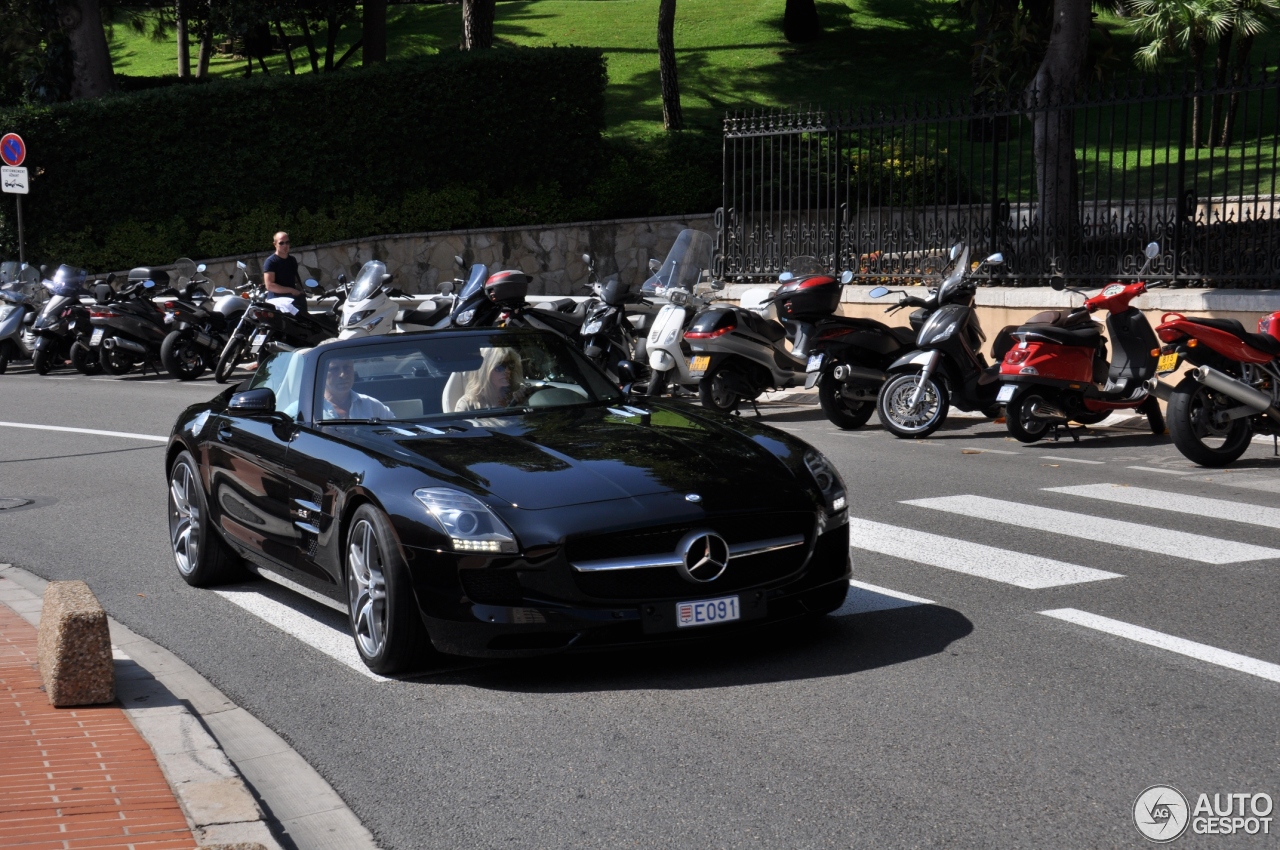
top-left (168, 451), bottom-right (244, 587)
top-left (1166, 376), bottom-right (1252, 467)
top-left (876, 370), bottom-right (950, 439)
top-left (1141, 395), bottom-right (1166, 435)
top-left (98, 339), bottom-right (135, 375)
top-left (0, 341), bottom-right (11, 374)
top-left (71, 342), bottom-right (102, 375)
top-left (1004, 390), bottom-right (1053, 444)
top-left (699, 360), bottom-right (745, 413)
top-left (32, 346), bottom-right (54, 375)
top-left (214, 337), bottom-right (247, 384)
top-left (647, 368), bottom-right (668, 397)
top-left (345, 504), bottom-right (435, 674)
top-left (161, 332), bottom-right (206, 381)
top-left (818, 376), bottom-right (876, 430)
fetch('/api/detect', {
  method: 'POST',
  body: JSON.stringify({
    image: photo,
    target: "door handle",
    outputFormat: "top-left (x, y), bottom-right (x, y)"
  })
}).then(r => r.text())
top-left (216, 425), bottom-right (234, 441)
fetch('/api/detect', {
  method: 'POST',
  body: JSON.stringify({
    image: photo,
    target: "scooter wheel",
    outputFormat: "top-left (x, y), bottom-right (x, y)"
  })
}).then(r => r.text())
top-left (1141, 395), bottom-right (1166, 435)
top-left (0, 342), bottom-right (11, 374)
top-left (214, 338), bottom-right (247, 384)
top-left (71, 343), bottom-right (102, 375)
top-left (1004, 390), bottom-right (1052, 444)
top-left (699, 362), bottom-right (743, 413)
top-left (647, 369), bottom-right (668, 397)
top-left (818, 376), bottom-right (875, 430)
top-left (161, 333), bottom-right (206, 381)
top-left (1166, 376), bottom-right (1251, 466)
top-left (33, 347), bottom-right (54, 375)
top-left (99, 340), bottom-right (135, 376)
top-left (876, 371), bottom-right (950, 439)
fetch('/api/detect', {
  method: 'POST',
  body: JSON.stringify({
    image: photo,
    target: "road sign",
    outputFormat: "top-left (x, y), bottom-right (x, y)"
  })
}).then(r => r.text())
top-left (0, 133), bottom-right (24, 167)
top-left (2, 166), bottom-right (28, 194)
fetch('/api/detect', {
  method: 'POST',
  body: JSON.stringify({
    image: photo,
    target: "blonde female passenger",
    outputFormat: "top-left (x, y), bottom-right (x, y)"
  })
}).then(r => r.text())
top-left (455, 347), bottom-right (529, 412)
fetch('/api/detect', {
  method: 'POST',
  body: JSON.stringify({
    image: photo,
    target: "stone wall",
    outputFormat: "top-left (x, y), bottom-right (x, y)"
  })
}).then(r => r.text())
top-left (174, 214), bottom-right (717, 297)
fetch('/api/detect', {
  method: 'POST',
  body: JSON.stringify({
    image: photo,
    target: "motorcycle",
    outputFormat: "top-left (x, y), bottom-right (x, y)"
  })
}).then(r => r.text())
top-left (643, 229), bottom-right (720, 397)
top-left (30, 265), bottom-right (97, 375)
top-left (1155, 297), bottom-right (1280, 466)
top-left (997, 241), bottom-right (1166, 443)
top-left (159, 259), bottom-right (241, 380)
top-left (214, 276), bottom-right (341, 383)
top-left (0, 264), bottom-right (44, 374)
top-left (338, 260), bottom-right (454, 340)
top-left (875, 245), bottom-right (1006, 439)
top-left (89, 266), bottom-right (179, 376)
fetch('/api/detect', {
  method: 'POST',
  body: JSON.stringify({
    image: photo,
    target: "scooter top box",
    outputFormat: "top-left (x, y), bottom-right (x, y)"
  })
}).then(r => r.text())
top-left (773, 275), bottom-right (840, 320)
top-left (484, 270), bottom-right (530, 307)
top-left (126, 267), bottom-right (171, 286)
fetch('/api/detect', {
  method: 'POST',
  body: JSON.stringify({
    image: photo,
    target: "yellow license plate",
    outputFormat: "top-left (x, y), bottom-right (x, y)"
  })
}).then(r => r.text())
top-left (1157, 352), bottom-right (1179, 372)
top-left (689, 355), bottom-right (710, 374)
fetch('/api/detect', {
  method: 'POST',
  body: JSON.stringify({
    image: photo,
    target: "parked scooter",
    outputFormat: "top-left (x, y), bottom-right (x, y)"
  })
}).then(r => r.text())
top-left (90, 266), bottom-right (178, 376)
top-left (0, 264), bottom-right (44, 373)
top-left (643, 230), bottom-right (719, 396)
top-left (997, 242), bottom-right (1166, 443)
top-left (875, 245), bottom-right (1006, 438)
top-left (30, 265), bottom-right (96, 375)
top-left (338, 260), bottom-right (454, 340)
top-left (159, 259), bottom-right (238, 380)
top-left (214, 276), bottom-right (341, 383)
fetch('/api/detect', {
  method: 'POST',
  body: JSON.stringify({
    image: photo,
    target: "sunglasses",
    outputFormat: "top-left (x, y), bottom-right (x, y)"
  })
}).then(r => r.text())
top-left (277, 240), bottom-right (290, 246)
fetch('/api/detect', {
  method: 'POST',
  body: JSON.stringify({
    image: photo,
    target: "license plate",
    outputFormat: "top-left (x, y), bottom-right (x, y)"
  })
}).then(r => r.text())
top-left (90, 328), bottom-right (103, 346)
top-left (689, 355), bottom-right (710, 375)
top-left (676, 595), bottom-right (740, 628)
top-left (1157, 352), bottom-right (1179, 373)
top-left (250, 329), bottom-right (268, 353)
top-left (996, 384), bottom-right (1016, 403)
top-left (806, 353), bottom-right (824, 373)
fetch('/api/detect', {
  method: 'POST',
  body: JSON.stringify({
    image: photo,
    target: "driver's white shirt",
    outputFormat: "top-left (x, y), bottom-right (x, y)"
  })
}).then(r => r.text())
top-left (321, 391), bottom-right (394, 421)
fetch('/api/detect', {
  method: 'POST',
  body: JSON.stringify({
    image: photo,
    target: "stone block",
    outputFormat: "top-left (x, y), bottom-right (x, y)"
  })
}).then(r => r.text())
top-left (37, 581), bottom-right (114, 707)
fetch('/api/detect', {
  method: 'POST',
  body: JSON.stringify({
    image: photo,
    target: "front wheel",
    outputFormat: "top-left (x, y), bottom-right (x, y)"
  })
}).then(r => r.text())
top-left (647, 367), bottom-right (668, 397)
top-left (1166, 376), bottom-right (1252, 467)
top-left (214, 337), bottom-right (247, 384)
top-left (169, 451), bottom-right (244, 586)
top-left (32, 346), bottom-right (55, 375)
top-left (0, 340), bottom-right (12, 374)
top-left (818, 375), bottom-right (876, 430)
top-left (161, 332), bottom-right (206, 380)
top-left (699, 360), bottom-right (747, 413)
top-left (876, 370), bottom-right (950, 438)
top-left (346, 505), bottom-right (435, 674)
top-left (98, 339), bottom-right (135, 375)
top-left (1004, 390), bottom-right (1053, 444)
top-left (1140, 395), bottom-right (1166, 435)
top-left (71, 342), bottom-right (102, 375)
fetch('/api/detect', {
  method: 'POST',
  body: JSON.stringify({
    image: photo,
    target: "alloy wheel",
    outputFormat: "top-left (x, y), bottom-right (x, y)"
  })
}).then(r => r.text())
top-left (348, 519), bottom-right (388, 659)
top-left (881, 373), bottom-right (944, 433)
top-left (169, 462), bottom-right (200, 576)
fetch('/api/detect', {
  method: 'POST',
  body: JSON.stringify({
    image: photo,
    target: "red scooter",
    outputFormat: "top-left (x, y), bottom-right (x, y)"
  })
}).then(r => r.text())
top-left (996, 242), bottom-right (1166, 442)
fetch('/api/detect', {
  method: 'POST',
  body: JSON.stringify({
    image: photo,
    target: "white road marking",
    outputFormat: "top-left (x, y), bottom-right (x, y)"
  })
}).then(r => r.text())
top-left (834, 579), bottom-right (933, 616)
top-left (963, 447), bottom-right (1020, 455)
top-left (1041, 608), bottom-right (1280, 684)
top-left (1127, 465), bottom-right (1194, 475)
top-left (213, 583), bottom-right (385, 682)
top-left (847, 517), bottom-right (1122, 588)
top-left (0, 420), bottom-right (167, 441)
top-left (903, 495), bottom-right (1280, 564)
top-left (1047, 483), bottom-right (1280, 530)
top-left (1041, 455), bottom-right (1105, 465)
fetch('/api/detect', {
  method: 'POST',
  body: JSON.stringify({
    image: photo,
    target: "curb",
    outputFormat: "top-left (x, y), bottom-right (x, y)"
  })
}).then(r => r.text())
top-left (0, 563), bottom-right (379, 850)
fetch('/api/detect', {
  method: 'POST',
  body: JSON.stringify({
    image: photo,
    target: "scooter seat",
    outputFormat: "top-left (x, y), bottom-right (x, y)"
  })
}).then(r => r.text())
top-left (1014, 323), bottom-right (1101, 347)
top-left (889, 326), bottom-right (917, 345)
top-left (1023, 309), bottom-right (1094, 329)
top-left (737, 309), bottom-right (786, 343)
top-left (401, 305), bottom-right (448, 326)
top-left (1190, 317), bottom-right (1280, 355)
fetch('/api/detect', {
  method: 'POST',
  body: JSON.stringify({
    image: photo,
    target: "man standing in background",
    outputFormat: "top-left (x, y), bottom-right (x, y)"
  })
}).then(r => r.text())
top-left (263, 231), bottom-right (308, 314)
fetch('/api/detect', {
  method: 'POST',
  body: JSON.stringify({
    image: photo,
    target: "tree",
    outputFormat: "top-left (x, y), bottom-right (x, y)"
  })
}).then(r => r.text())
top-left (1209, 0), bottom-right (1278, 144)
top-left (57, 0), bottom-right (114, 98)
top-left (1128, 0), bottom-right (1227, 146)
top-left (658, 0), bottom-right (682, 130)
top-left (462, 0), bottom-right (494, 49)
top-left (783, 0), bottom-right (822, 42)
top-left (363, 0), bottom-right (386, 64)
top-left (176, 0), bottom-right (190, 78)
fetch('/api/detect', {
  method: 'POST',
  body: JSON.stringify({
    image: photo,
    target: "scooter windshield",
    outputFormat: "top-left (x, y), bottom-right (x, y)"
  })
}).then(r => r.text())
top-left (641, 229), bottom-right (714, 296)
top-left (0, 261), bottom-right (18, 285)
top-left (780, 256), bottom-right (826, 279)
top-left (349, 260), bottom-right (388, 302)
top-left (45, 264), bottom-right (88, 297)
top-left (936, 245), bottom-right (970, 303)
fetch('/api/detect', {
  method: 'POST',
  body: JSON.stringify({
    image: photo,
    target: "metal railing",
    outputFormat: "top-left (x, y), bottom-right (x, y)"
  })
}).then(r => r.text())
top-left (719, 65), bottom-right (1280, 287)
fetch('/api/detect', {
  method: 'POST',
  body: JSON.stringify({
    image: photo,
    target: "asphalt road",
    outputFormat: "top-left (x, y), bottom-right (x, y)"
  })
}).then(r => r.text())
top-left (2, 363), bottom-right (1278, 849)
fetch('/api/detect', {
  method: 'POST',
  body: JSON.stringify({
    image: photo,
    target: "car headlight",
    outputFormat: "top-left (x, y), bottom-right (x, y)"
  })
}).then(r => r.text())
top-left (347, 309), bottom-right (374, 326)
top-left (456, 308), bottom-right (476, 326)
top-left (414, 488), bottom-right (519, 554)
top-left (803, 449), bottom-right (847, 515)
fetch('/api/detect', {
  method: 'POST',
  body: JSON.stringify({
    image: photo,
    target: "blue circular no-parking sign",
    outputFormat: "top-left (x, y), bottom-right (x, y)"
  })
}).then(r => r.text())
top-left (1, 134), bottom-right (26, 167)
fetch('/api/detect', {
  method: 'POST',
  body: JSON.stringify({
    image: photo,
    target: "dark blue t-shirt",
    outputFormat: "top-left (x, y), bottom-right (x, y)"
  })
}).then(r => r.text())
top-left (263, 253), bottom-right (300, 291)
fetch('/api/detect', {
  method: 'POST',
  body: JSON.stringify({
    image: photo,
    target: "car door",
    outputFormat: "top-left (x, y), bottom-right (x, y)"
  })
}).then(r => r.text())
top-left (206, 411), bottom-right (298, 570)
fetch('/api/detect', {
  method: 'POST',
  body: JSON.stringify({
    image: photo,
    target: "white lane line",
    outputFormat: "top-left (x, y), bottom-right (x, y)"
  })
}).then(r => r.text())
top-left (847, 518), bottom-right (1121, 588)
top-left (903, 495), bottom-right (1280, 564)
top-left (1047, 483), bottom-right (1280, 530)
top-left (1041, 455), bottom-right (1105, 465)
top-left (213, 584), bottom-right (386, 682)
top-left (835, 579), bottom-right (933, 616)
top-left (1041, 608), bottom-right (1280, 684)
top-left (963, 447), bottom-right (1020, 455)
top-left (1127, 465), bottom-right (1194, 475)
top-left (0, 421), bottom-right (168, 441)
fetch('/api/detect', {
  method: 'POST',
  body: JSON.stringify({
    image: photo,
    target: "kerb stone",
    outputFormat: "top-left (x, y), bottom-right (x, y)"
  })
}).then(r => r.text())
top-left (37, 580), bottom-right (114, 707)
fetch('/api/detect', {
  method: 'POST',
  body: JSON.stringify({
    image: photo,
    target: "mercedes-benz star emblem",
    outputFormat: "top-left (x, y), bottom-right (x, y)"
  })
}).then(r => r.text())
top-left (676, 530), bottom-right (729, 583)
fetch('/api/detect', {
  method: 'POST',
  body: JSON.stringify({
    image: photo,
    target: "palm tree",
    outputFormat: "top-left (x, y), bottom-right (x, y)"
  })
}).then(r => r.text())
top-left (1128, 0), bottom-right (1229, 146)
top-left (1210, 0), bottom-right (1278, 144)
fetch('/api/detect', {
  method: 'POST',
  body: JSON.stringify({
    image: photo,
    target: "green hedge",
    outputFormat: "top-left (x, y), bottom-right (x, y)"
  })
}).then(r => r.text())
top-left (0, 47), bottom-right (612, 266)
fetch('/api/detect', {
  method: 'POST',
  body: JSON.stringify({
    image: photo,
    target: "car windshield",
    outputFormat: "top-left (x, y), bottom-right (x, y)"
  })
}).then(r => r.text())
top-left (641, 230), bottom-right (714, 296)
top-left (45, 265), bottom-right (87, 297)
top-left (349, 260), bottom-right (386, 302)
top-left (312, 331), bottom-right (623, 423)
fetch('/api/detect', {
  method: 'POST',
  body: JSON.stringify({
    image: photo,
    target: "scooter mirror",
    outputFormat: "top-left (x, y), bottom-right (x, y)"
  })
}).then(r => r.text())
top-left (582, 253), bottom-right (592, 266)
top-left (840, 270), bottom-right (854, 284)
top-left (778, 271), bottom-right (794, 282)
top-left (381, 274), bottom-right (392, 283)
top-left (454, 255), bottom-right (465, 269)
top-left (439, 281), bottom-right (455, 295)
top-left (214, 287), bottom-right (229, 294)
top-left (1145, 242), bottom-right (1160, 259)
top-left (711, 281), bottom-right (725, 291)
top-left (985, 253), bottom-right (1004, 265)
top-left (143, 280), bottom-right (155, 288)
top-left (868, 286), bottom-right (890, 298)
top-left (648, 258), bottom-right (661, 273)
top-left (337, 273), bottom-right (347, 284)
top-left (949, 243), bottom-right (963, 260)
top-left (304, 278), bottom-right (319, 288)
top-left (197, 264), bottom-right (207, 273)
top-left (1050, 275), bottom-right (1066, 292)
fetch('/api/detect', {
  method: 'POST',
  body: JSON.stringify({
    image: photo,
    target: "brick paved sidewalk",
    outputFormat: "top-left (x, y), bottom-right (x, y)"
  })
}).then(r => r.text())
top-left (0, 601), bottom-right (198, 850)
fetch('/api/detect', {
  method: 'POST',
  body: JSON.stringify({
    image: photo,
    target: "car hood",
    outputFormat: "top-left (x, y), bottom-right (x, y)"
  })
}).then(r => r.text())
top-left (346, 404), bottom-right (803, 510)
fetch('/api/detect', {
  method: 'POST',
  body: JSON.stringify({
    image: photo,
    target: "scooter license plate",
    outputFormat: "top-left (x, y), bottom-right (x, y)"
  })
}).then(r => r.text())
top-left (806, 353), bottom-right (824, 373)
top-left (90, 328), bottom-right (103, 346)
top-left (1157, 352), bottom-right (1179, 373)
top-left (996, 384), bottom-right (1016, 403)
top-left (689, 355), bottom-right (710, 375)
top-left (250, 329), bottom-right (268, 353)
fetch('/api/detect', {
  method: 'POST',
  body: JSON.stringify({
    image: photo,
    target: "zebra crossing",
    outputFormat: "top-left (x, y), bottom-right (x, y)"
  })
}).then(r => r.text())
top-left (841, 482), bottom-right (1280, 685)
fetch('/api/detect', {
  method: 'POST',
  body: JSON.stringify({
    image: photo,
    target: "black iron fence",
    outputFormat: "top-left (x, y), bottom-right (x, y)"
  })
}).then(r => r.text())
top-left (719, 65), bottom-right (1280, 287)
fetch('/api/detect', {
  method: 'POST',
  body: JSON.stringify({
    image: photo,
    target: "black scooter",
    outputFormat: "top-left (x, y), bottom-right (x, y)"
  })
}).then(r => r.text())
top-left (90, 267), bottom-right (178, 376)
top-left (214, 278), bottom-right (341, 383)
top-left (30, 265), bottom-right (99, 375)
top-left (160, 261), bottom-right (241, 380)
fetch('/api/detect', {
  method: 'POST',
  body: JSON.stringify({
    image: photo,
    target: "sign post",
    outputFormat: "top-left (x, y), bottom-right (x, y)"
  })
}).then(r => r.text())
top-left (1, 133), bottom-right (27, 263)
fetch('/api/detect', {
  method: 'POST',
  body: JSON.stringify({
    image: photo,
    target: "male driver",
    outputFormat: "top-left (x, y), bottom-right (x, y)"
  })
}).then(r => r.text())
top-left (320, 357), bottom-right (394, 421)
top-left (263, 231), bottom-right (308, 314)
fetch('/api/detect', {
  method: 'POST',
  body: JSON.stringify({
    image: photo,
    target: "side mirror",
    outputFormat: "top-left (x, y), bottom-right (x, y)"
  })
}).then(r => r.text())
top-left (381, 273), bottom-right (392, 283)
top-left (143, 280), bottom-right (155, 288)
top-left (214, 287), bottom-right (229, 294)
top-left (985, 253), bottom-right (1004, 265)
top-left (196, 263), bottom-right (207, 273)
top-left (648, 258), bottom-right (661, 273)
top-left (949, 243), bottom-right (963, 260)
top-left (236, 260), bottom-right (247, 271)
top-left (868, 286), bottom-right (890, 298)
top-left (39, 265), bottom-right (48, 275)
top-left (778, 271), bottom-right (794, 282)
top-left (439, 280), bottom-right (455, 295)
top-left (304, 278), bottom-right (319, 288)
top-left (582, 253), bottom-right (592, 265)
top-left (1145, 242), bottom-right (1160, 259)
top-left (840, 270), bottom-right (854, 284)
top-left (337, 273), bottom-right (347, 284)
top-left (229, 387), bottom-right (276, 413)
top-left (1050, 275), bottom-right (1066, 292)
top-left (711, 280), bottom-right (725, 291)
top-left (454, 255), bottom-right (465, 269)
top-left (615, 360), bottom-right (641, 389)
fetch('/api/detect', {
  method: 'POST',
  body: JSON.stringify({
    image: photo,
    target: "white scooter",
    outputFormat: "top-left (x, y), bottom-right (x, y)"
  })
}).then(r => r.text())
top-left (643, 230), bottom-right (720, 396)
top-left (0, 264), bottom-right (45, 373)
top-left (338, 260), bottom-right (454, 340)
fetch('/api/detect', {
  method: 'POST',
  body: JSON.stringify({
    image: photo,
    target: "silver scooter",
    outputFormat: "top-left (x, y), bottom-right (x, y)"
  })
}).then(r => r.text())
top-left (0, 264), bottom-right (45, 373)
top-left (642, 229), bottom-right (719, 396)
